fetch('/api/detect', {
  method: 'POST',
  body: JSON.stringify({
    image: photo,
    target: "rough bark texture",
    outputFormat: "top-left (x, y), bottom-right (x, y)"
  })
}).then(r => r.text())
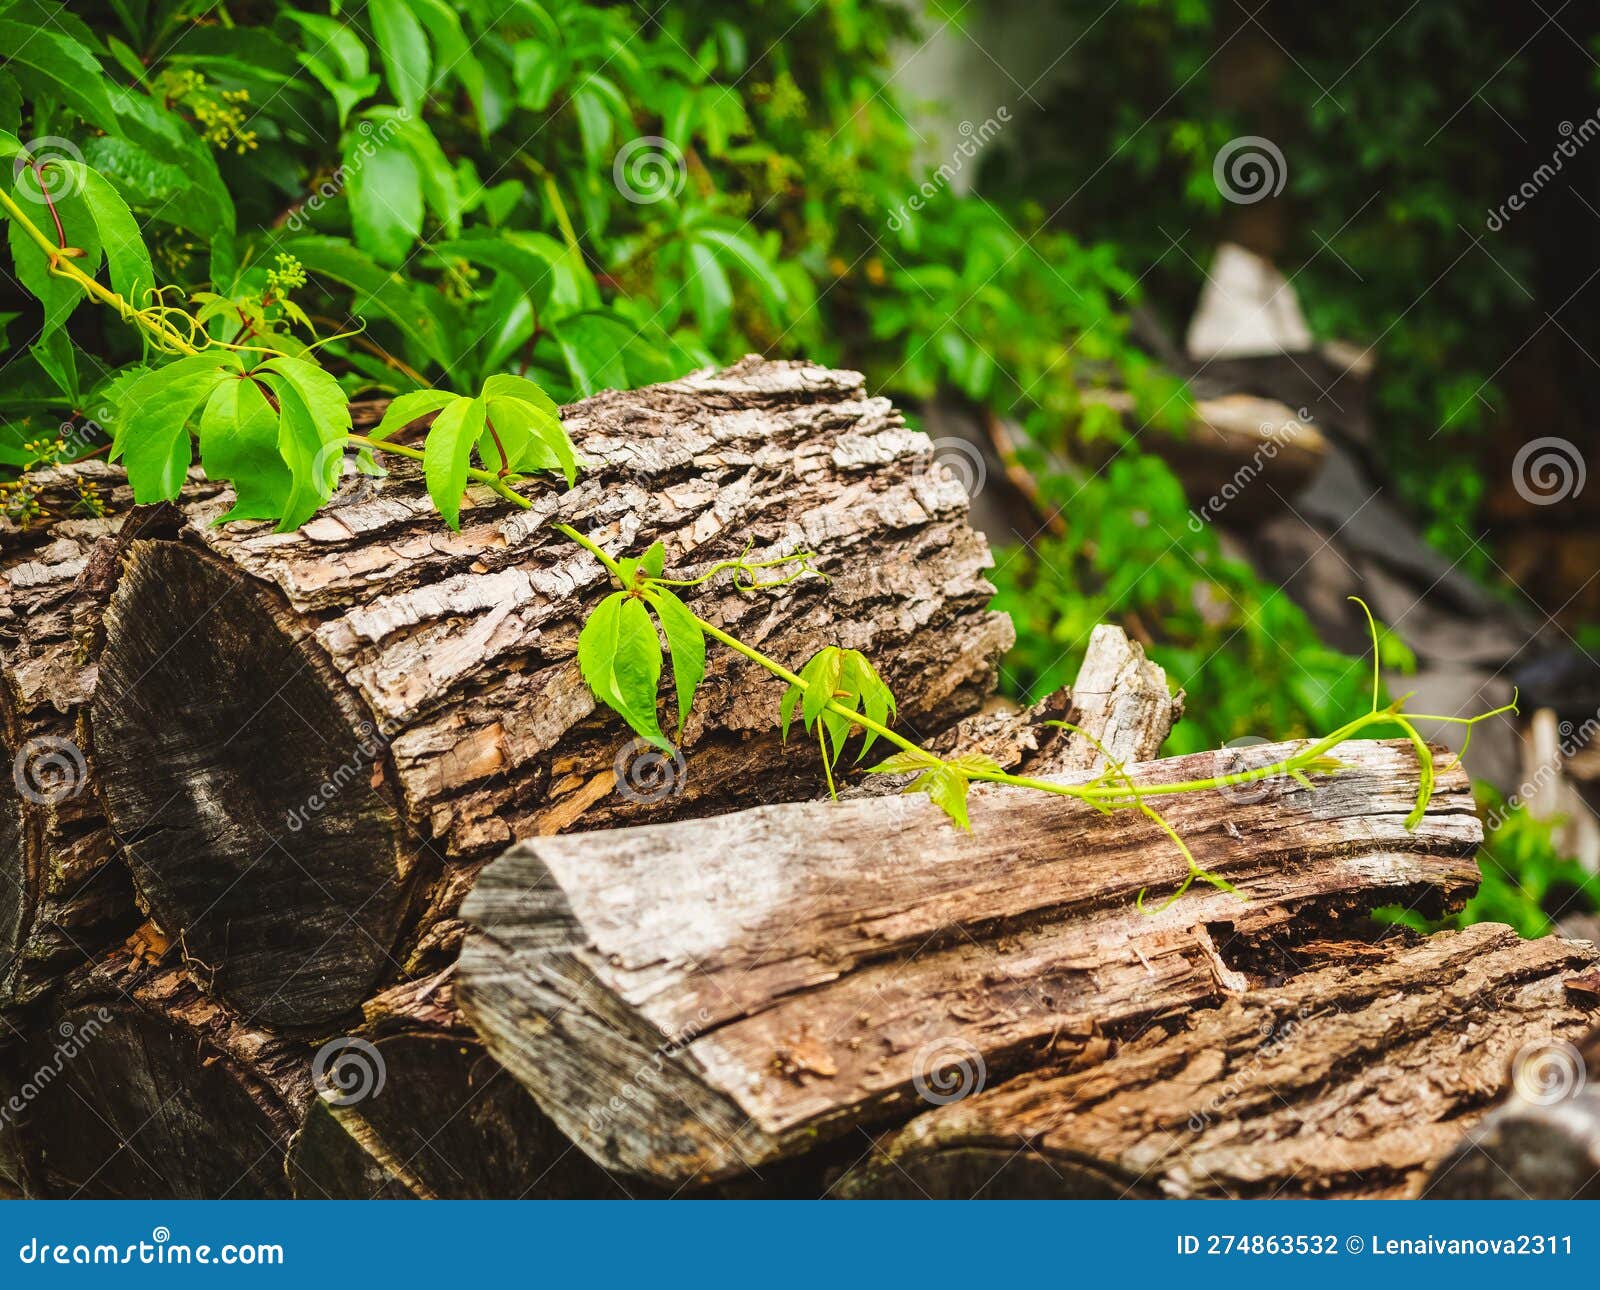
top-left (89, 358), bottom-right (1013, 1028)
top-left (1421, 1024), bottom-right (1600, 1199)
top-left (287, 966), bottom-right (643, 1199)
top-left (19, 950), bottom-right (312, 1198)
top-left (834, 924), bottom-right (1600, 1199)
top-left (0, 464), bottom-right (215, 1011)
top-left (457, 737), bottom-right (1480, 1185)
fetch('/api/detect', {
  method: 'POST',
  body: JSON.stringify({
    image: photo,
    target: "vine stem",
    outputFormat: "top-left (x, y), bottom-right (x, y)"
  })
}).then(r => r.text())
top-left (0, 186), bottom-right (203, 356)
top-left (349, 434), bottom-right (532, 511)
top-left (548, 521), bottom-right (1493, 810)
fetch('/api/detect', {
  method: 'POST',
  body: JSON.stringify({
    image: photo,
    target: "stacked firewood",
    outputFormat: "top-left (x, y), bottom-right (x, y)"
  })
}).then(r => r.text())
top-left (1, 360), bottom-right (1595, 1200)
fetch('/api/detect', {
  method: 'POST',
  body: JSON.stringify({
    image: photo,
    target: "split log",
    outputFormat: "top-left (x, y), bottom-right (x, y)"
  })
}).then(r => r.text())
top-left (287, 967), bottom-right (641, 1199)
top-left (89, 358), bottom-right (1014, 1027)
top-left (457, 736), bottom-right (1481, 1186)
top-left (834, 924), bottom-right (1600, 1198)
top-left (0, 464), bottom-right (213, 1009)
top-left (20, 951), bottom-right (311, 1198)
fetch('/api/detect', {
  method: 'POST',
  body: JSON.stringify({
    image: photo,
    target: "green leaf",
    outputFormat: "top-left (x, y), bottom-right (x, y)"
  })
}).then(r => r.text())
top-left (684, 240), bottom-right (733, 337)
top-left (648, 587), bottom-right (704, 735)
top-left (868, 749), bottom-right (940, 775)
top-left (369, 388), bottom-right (457, 441)
top-left (345, 126), bottom-right (422, 263)
top-left (369, 0), bottom-right (431, 115)
top-left (199, 374), bottom-right (291, 522)
top-left (908, 764), bottom-right (973, 831)
top-left (6, 166), bottom-right (102, 339)
top-left (110, 355), bottom-right (234, 502)
top-left (577, 591), bottom-right (668, 750)
top-left (255, 356), bottom-right (350, 530)
top-left (640, 540), bottom-right (665, 578)
top-left (0, 21), bottom-right (120, 134)
top-left (801, 647), bottom-right (843, 725)
top-left (74, 161), bottom-right (153, 309)
top-left (421, 394), bottom-right (485, 530)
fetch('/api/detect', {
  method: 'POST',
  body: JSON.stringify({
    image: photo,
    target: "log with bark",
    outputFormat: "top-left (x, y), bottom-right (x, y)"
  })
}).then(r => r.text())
top-left (0, 464), bottom-right (218, 1011)
top-left (88, 358), bottom-right (1014, 1028)
top-left (832, 923), bottom-right (1600, 1198)
top-left (457, 736), bottom-right (1481, 1186)
top-left (18, 949), bottom-right (311, 1198)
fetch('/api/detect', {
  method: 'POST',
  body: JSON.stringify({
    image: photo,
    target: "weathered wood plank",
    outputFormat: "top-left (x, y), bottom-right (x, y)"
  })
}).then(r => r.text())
top-left (835, 924), bottom-right (1600, 1198)
top-left (458, 736), bottom-right (1482, 1185)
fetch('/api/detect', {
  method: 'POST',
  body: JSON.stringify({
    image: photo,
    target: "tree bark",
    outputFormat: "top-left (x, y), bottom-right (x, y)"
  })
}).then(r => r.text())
top-left (457, 736), bottom-right (1481, 1186)
top-left (88, 358), bottom-right (1014, 1028)
top-left (1420, 1021), bottom-right (1600, 1199)
top-left (19, 950), bottom-right (311, 1198)
top-left (833, 923), bottom-right (1600, 1198)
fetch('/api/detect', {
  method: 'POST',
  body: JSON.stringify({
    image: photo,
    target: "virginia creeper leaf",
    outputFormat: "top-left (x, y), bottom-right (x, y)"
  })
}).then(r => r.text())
top-left (577, 591), bottom-right (668, 750)
top-left (422, 393), bottom-right (486, 530)
top-left (648, 587), bottom-right (704, 735)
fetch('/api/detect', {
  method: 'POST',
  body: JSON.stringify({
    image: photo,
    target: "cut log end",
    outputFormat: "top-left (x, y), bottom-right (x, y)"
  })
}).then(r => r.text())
top-left (91, 540), bottom-right (415, 1027)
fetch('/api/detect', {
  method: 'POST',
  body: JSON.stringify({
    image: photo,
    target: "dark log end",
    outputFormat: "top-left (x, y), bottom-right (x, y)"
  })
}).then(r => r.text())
top-left (91, 540), bottom-right (416, 1027)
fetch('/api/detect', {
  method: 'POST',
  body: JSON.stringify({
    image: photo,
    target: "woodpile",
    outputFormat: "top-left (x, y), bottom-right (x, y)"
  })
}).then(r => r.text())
top-left (2, 358), bottom-right (1596, 1199)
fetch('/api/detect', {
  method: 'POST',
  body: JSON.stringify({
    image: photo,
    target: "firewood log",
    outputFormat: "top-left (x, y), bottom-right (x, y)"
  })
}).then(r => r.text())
top-left (457, 737), bottom-right (1481, 1186)
top-left (834, 924), bottom-right (1600, 1198)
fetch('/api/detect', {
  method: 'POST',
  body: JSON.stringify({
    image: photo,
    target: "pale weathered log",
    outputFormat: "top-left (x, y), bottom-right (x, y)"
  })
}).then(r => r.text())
top-left (287, 966), bottom-right (643, 1199)
top-left (457, 736), bottom-right (1481, 1186)
top-left (20, 951), bottom-right (311, 1198)
top-left (0, 464), bottom-right (215, 1010)
top-left (89, 358), bottom-right (1014, 1027)
top-left (834, 924), bottom-right (1600, 1198)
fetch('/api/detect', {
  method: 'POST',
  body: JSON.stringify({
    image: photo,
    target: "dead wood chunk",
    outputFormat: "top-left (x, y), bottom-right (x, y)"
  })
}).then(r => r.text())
top-left (833, 924), bottom-right (1600, 1199)
top-left (0, 470), bottom-right (205, 1010)
top-left (20, 954), bottom-right (311, 1198)
top-left (89, 358), bottom-right (1013, 1028)
top-left (288, 971), bottom-right (646, 1199)
top-left (457, 737), bottom-right (1481, 1187)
